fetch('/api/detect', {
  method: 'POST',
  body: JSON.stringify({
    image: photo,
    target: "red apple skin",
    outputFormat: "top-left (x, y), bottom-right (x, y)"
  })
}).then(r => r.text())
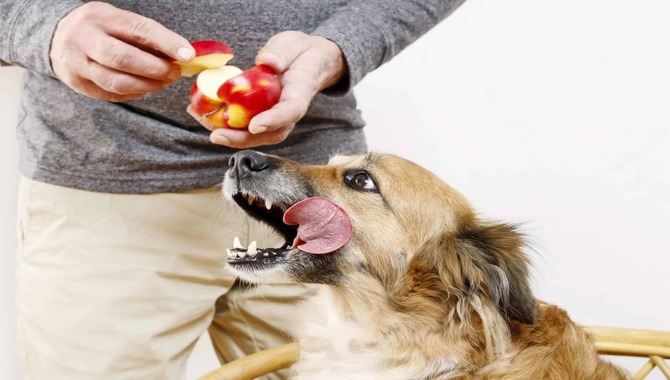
top-left (189, 83), bottom-right (227, 128)
top-left (189, 82), bottom-right (221, 115)
top-left (190, 40), bottom-right (232, 56)
top-left (168, 40), bottom-right (232, 63)
top-left (216, 65), bottom-right (281, 129)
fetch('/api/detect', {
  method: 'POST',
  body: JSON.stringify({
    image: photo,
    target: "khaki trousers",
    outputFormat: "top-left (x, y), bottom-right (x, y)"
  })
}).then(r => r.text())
top-left (16, 177), bottom-right (317, 380)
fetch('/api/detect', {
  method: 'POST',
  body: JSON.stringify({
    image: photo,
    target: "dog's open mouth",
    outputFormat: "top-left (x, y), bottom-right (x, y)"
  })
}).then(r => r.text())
top-left (227, 194), bottom-right (352, 266)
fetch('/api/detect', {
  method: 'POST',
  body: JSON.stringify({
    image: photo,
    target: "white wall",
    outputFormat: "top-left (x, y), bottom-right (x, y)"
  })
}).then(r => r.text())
top-left (2, 0), bottom-right (668, 378)
top-left (1, 66), bottom-right (22, 380)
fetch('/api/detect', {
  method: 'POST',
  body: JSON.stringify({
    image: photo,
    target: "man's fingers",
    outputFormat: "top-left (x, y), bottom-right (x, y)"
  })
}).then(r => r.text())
top-left (110, 8), bottom-right (195, 62)
top-left (255, 31), bottom-right (309, 73)
top-left (87, 37), bottom-right (181, 81)
top-left (255, 51), bottom-right (285, 74)
top-left (49, 2), bottom-right (187, 101)
top-left (248, 99), bottom-right (308, 134)
top-left (70, 77), bottom-right (144, 102)
top-left (87, 61), bottom-right (172, 95)
top-left (248, 77), bottom-right (315, 133)
top-left (210, 127), bottom-right (292, 149)
top-left (194, 31), bottom-right (346, 145)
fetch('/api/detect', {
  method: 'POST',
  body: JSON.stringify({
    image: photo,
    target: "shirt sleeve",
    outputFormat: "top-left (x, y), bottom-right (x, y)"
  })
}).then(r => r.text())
top-left (0, 0), bottom-right (84, 76)
top-left (312, 0), bottom-right (467, 94)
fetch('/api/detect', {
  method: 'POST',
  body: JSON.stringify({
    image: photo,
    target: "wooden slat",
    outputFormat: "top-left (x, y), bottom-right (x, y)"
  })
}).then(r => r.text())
top-left (586, 326), bottom-right (670, 349)
top-left (650, 356), bottom-right (670, 379)
top-left (633, 359), bottom-right (655, 380)
top-left (198, 342), bottom-right (299, 380)
top-left (595, 341), bottom-right (670, 359)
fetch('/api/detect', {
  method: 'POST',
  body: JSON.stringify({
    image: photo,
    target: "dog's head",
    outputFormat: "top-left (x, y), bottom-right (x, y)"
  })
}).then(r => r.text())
top-left (223, 150), bottom-right (536, 325)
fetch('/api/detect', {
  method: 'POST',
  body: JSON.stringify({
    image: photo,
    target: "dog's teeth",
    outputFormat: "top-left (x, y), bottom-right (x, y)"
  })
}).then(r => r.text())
top-left (233, 236), bottom-right (243, 249)
top-left (247, 194), bottom-right (255, 205)
top-left (265, 199), bottom-right (273, 210)
top-left (247, 241), bottom-right (257, 256)
top-left (226, 249), bottom-right (234, 258)
top-left (263, 252), bottom-right (269, 257)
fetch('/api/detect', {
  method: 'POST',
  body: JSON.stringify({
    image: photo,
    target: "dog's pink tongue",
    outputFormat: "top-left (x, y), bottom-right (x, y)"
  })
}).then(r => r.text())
top-left (283, 197), bottom-right (352, 254)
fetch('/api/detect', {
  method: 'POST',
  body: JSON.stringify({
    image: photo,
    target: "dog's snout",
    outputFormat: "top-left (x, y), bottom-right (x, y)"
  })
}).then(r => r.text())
top-left (229, 150), bottom-right (272, 177)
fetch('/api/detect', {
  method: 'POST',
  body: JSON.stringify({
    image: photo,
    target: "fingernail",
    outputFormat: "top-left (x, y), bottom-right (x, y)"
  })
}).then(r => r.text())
top-left (177, 46), bottom-right (195, 62)
top-left (211, 134), bottom-right (230, 145)
top-left (251, 126), bottom-right (268, 134)
top-left (255, 51), bottom-right (282, 69)
top-left (167, 69), bottom-right (181, 80)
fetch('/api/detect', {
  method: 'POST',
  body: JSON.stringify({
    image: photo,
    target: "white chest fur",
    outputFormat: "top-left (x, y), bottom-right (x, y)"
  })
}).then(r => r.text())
top-left (290, 287), bottom-right (455, 380)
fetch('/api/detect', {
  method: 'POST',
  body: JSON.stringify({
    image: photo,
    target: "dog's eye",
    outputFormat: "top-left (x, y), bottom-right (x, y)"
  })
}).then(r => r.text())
top-left (345, 170), bottom-right (377, 192)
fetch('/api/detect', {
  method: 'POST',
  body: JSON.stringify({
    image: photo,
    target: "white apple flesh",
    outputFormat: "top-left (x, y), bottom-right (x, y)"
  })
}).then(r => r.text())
top-left (177, 53), bottom-right (234, 77)
top-left (189, 65), bottom-right (244, 120)
top-left (196, 66), bottom-right (243, 103)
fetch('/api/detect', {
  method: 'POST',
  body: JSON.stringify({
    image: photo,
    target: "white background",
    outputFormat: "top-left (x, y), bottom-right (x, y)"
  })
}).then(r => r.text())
top-left (2, 0), bottom-right (669, 378)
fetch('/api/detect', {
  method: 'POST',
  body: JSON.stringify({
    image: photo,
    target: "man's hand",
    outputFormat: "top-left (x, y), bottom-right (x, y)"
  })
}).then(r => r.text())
top-left (50, 1), bottom-right (195, 102)
top-left (192, 31), bottom-right (346, 148)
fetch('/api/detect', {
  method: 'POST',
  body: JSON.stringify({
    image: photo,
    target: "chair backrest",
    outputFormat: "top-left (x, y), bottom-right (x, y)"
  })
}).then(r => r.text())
top-left (199, 327), bottom-right (670, 380)
top-left (585, 326), bottom-right (670, 379)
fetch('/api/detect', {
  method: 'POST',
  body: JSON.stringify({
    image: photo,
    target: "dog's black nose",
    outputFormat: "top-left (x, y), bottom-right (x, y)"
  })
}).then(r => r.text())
top-left (229, 150), bottom-right (272, 177)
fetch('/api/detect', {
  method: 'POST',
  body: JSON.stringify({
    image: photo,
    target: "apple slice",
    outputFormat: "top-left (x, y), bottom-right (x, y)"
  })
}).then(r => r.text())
top-left (172, 40), bottom-right (234, 77)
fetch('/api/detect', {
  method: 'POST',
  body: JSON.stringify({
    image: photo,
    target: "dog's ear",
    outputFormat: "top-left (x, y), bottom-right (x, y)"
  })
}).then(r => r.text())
top-left (456, 222), bottom-right (536, 324)
top-left (403, 222), bottom-right (536, 325)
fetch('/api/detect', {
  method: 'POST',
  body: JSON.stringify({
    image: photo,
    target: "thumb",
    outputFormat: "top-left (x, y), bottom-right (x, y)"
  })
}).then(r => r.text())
top-left (255, 31), bottom-right (309, 74)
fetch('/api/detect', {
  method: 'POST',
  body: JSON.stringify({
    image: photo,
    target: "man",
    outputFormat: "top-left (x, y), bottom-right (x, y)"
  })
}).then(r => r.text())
top-left (0, 1), bottom-right (465, 378)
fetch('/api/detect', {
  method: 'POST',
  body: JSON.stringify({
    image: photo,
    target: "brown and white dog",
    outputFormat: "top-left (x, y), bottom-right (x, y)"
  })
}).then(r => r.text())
top-left (223, 150), bottom-right (629, 380)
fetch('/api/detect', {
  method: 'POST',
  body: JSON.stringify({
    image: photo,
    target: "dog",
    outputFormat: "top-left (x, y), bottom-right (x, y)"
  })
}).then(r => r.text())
top-left (222, 150), bottom-right (629, 380)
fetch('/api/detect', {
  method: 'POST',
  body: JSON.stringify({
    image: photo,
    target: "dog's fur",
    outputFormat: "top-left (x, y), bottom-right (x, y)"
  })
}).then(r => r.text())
top-left (223, 150), bottom-right (629, 380)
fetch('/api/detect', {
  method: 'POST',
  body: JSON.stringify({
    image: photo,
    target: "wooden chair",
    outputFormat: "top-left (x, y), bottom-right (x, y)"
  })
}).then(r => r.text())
top-left (198, 327), bottom-right (670, 380)
top-left (585, 326), bottom-right (670, 379)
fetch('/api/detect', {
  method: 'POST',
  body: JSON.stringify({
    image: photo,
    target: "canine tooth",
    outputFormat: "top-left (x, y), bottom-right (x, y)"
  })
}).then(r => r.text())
top-left (265, 200), bottom-right (273, 210)
top-left (247, 241), bottom-right (257, 255)
top-left (263, 252), bottom-right (269, 257)
top-left (233, 237), bottom-right (243, 249)
top-left (247, 194), bottom-right (255, 205)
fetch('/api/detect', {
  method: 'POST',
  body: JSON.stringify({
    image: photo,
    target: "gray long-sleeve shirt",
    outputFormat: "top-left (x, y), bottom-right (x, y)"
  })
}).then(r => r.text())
top-left (1, 0), bottom-right (465, 193)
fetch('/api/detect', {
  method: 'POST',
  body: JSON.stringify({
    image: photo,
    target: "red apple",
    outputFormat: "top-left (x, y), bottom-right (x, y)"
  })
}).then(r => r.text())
top-left (190, 65), bottom-right (243, 116)
top-left (171, 40), bottom-right (234, 77)
top-left (215, 65), bottom-right (281, 129)
top-left (190, 65), bottom-right (281, 129)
